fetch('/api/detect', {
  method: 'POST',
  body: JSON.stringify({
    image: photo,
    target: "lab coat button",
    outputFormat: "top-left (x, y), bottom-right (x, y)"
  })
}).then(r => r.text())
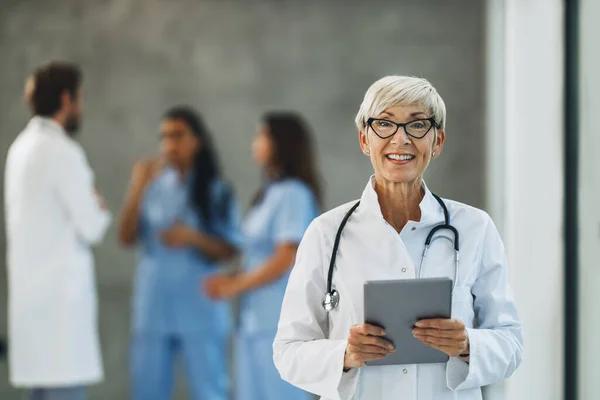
top-left (401, 268), bottom-right (407, 273)
top-left (411, 227), bottom-right (416, 231)
top-left (403, 369), bottom-right (408, 374)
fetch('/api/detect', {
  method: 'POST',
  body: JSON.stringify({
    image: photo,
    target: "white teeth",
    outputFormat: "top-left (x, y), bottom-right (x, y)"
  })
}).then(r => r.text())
top-left (387, 154), bottom-right (414, 161)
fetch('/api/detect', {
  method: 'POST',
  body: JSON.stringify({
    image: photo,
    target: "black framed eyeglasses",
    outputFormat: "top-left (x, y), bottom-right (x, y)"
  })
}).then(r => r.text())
top-left (366, 117), bottom-right (438, 139)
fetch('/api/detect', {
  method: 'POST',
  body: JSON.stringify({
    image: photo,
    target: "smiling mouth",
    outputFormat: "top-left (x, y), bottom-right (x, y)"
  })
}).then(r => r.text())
top-left (386, 154), bottom-right (415, 161)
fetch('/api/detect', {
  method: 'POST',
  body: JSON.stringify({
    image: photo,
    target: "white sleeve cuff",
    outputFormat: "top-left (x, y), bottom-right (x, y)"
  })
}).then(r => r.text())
top-left (333, 340), bottom-right (360, 400)
top-left (446, 328), bottom-right (477, 391)
top-left (274, 338), bottom-right (360, 400)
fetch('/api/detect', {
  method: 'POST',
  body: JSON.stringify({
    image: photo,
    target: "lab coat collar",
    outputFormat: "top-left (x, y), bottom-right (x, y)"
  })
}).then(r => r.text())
top-left (359, 176), bottom-right (444, 226)
top-left (28, 116), bottom-right (67, 137)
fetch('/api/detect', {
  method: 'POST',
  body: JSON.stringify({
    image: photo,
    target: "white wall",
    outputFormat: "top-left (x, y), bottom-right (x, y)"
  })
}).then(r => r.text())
top-left (485, 1), bottom-right (565, 399)
top-left (578, 0), bottom-right (600, 398)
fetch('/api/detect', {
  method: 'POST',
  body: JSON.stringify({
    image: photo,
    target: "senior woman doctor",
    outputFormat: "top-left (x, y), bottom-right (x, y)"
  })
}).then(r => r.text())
top-left (273, 76), bottom-right (523, 400)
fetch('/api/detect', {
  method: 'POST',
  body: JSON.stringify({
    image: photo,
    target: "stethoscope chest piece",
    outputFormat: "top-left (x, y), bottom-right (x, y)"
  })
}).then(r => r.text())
top-left (321, 290), bottom-right (340, 312)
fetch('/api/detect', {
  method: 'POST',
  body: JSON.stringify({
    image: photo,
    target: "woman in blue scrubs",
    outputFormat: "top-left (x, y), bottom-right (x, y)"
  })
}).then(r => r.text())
top-left (204, 112), bottom-right (321, 400)
top-left (118, 106), bottom-right (241, 400)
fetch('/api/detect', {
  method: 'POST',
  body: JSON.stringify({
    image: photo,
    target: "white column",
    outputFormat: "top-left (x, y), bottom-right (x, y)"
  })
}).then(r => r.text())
top-left (482, 1), bottom-right (506, 397)
top-left (578, 0), bottom-right (600, 398)
top-left (485, 1), bottom-right (565, 399)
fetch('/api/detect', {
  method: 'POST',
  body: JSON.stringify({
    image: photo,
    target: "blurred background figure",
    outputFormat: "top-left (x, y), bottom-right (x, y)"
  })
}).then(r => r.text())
top-left (204, 112), bottom-right (321, 400)
top-left (4, 62), bottom-right (111, 400)
top-left (0, 74), bottom-right (32, 367)
top-left (118, 106), bottom-right (241, 400)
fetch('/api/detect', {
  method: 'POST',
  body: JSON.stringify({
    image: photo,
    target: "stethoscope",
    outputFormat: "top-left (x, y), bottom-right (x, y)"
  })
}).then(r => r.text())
top-left (321, 193), bottom-right (460, 312)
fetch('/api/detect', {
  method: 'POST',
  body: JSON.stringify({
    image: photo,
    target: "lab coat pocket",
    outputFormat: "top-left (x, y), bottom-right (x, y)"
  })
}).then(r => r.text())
top-left (451, 285), bottom-right (475, 328)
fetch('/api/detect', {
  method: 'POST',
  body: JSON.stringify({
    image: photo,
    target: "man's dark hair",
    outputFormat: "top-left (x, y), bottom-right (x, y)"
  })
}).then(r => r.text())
top-left (31, 62), bottom-right (82, 117)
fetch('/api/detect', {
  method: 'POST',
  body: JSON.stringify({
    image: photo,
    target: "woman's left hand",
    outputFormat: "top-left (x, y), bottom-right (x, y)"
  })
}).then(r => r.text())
top-left (203, 274), bottom-right (244, 300)
top-left (412, 318), bottom-right (469, 358)
top-left (160, 222), bottom-right (196, 247)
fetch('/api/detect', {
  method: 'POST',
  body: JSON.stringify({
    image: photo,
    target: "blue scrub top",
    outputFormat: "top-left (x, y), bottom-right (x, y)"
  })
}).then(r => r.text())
top-left (240, 178), bottom-right (319, 335)
top-left (133, 168), bottom-right (242, 336)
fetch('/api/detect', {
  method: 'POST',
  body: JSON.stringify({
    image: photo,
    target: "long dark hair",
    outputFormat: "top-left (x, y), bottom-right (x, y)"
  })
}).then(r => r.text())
top-left (252, 111), bottom-right (322, 207)
top-left (162, 106), bottom-right (232, 233)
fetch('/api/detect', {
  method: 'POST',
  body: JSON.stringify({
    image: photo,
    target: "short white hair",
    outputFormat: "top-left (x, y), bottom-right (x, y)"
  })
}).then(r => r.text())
top-left (354, 76), bottom-right (447, 131)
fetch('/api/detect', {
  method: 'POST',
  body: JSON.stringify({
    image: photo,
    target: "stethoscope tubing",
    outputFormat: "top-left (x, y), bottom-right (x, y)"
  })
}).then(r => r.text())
top-left (322, 192), bottom-right (459, 312)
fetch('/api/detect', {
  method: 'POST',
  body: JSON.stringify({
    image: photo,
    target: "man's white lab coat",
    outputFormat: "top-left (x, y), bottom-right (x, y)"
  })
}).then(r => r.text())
top-left (4, 117), bottom-right (111, 387)
top-left (273, 177), bottom-right (523, 400)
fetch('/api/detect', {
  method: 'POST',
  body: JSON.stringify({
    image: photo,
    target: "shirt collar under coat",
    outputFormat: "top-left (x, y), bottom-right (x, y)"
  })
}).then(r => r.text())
top-left (358, 175), bottom-right (445, 228)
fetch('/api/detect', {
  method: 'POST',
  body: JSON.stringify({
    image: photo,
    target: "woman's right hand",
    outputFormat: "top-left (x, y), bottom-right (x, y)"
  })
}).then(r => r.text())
top-left (118, 157), bottom-right (165, 247)
top-left (343, 324), bottom-right (396, 370)
top-left (130, 157), bottom-right (163, 193)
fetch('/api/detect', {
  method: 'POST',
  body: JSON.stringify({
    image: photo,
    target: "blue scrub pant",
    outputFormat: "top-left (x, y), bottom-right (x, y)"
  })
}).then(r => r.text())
top-left (131, 333), bottom-right (228, 400)
top-left (236, 330), bottom-right (311, 400)
top-left (26, 386), bottom-right (85, 400)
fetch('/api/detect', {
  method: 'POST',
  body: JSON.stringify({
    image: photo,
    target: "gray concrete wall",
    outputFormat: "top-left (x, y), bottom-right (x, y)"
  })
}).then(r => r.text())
top-left (0, 0), bottom-right (485, 398)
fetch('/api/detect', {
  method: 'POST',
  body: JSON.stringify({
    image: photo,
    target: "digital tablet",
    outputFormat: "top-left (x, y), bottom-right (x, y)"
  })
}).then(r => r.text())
top-left (363, 277), bottom-right (452, 366)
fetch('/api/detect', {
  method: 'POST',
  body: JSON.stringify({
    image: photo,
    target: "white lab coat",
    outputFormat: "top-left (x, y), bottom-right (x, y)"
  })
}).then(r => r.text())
top-left (273, 177), bottom-right (523, 400)
top-left (4, 117), bottom-right (111, 387)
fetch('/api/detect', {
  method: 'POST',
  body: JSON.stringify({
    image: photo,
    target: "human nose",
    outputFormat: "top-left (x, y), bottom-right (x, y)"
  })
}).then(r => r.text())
top-left (390, 125), bottom-right (412, 146)
top-left (161, 140), bottom-right (177, 157)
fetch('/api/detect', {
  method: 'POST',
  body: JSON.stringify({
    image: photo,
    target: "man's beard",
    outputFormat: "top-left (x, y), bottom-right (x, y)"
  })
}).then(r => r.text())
top-left (64, 113), bottom-right (81, 137)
